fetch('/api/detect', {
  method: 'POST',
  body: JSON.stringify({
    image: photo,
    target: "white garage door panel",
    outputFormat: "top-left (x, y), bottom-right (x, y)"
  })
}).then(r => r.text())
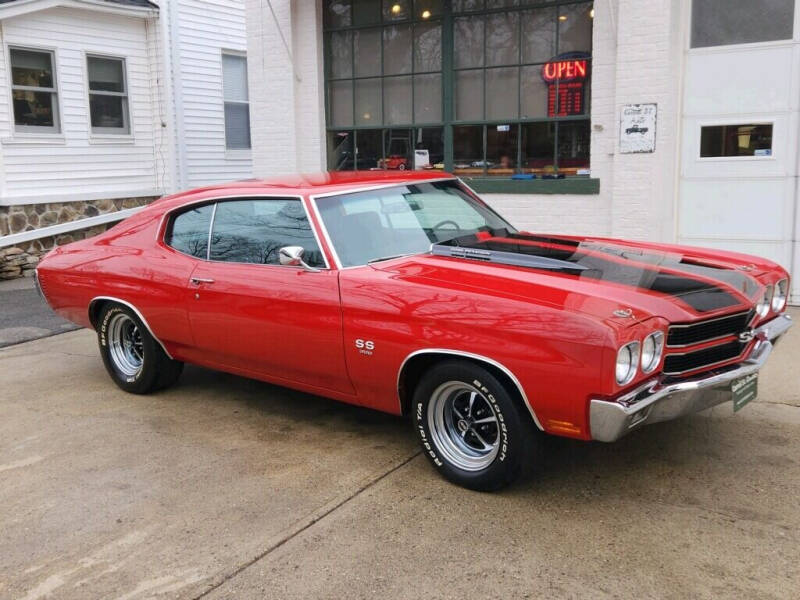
top-left (684, 46), bottom-right (794, 115)
top-left (679, 178), bottom-right (792, 239)
top-left (676, 238), bottom-right (792, 272)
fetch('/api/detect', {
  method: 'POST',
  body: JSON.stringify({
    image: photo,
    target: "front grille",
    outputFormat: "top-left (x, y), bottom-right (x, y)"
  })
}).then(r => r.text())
top-left (666, 310), bottom-right (753, 347)
top-left (663, 340), bottom-right (746, 375)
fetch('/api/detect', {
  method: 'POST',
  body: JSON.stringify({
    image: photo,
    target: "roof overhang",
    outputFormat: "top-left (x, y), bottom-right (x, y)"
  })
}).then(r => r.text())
top-left (0, 0), bottom-right (158, 20)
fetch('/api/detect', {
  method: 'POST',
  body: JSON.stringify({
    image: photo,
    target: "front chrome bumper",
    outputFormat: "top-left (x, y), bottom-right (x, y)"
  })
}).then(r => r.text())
top-left (590, 314), bottom-right (793, 442)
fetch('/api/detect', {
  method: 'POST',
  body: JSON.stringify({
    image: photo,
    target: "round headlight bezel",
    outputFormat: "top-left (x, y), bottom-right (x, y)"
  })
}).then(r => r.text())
top-left (616, 341), bottom-right (640, 386)
top-left (756, 285), bottom-right (773, 318)
top-left (640, 331), bottom-right (664, 374)
top-left (772, 279), bottom-right (788, 312)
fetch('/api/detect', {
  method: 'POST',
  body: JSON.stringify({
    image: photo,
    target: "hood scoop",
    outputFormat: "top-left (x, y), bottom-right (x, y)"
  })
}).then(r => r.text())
top-left (431, 229), bottom-right (588, 275)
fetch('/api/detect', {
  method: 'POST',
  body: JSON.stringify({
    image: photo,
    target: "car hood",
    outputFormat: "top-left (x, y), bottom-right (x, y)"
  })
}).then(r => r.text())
top-left (373, 231), bottom-right (766, 328)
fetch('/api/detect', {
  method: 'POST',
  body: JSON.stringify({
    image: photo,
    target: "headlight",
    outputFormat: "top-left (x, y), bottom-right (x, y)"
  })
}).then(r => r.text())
top-left (641, 331), bottom-right (664, 373)
top-left (756, 285), bottom-right (773, 318)
top-left (772, 279), bottom-right (788, 312)
top-left (616, 341), bottom-right (640, 386)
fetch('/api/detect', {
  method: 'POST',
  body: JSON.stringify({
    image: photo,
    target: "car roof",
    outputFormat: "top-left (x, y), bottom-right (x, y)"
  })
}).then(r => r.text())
top-left (161, 171), bottom-right (456, 205)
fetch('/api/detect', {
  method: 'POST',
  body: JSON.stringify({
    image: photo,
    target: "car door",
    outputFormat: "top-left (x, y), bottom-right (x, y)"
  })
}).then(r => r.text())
top-left (183, 196), bottom-right (354, 395)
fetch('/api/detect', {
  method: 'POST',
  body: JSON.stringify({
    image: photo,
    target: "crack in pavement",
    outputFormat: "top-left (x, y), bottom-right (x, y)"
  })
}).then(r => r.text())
top-left (191, 450), bottom-right (423, 599)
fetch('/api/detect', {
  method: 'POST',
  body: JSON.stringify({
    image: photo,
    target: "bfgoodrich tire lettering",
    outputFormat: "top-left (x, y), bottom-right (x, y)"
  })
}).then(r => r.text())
top-left (412, 360), bottom-right (540, 491)
top-left (98, 303), bottom-right (183, 394)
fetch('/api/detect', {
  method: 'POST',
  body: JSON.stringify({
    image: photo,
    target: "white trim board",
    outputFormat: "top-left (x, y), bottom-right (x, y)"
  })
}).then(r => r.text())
top-left (0, 189), bottom-right (162, 206)
top-left (0, 206), bottom-right (142, 248)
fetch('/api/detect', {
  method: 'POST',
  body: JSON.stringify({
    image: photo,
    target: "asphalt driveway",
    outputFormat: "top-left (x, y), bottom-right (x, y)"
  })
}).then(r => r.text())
top-left (0, 278), bottom-right (79, 348)
top-left (1, 310), bottom-right (799, 599)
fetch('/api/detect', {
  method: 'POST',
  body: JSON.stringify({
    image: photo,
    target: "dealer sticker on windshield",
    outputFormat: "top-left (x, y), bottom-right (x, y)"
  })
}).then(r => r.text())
top-left (732, 373), bottom-right (758, 412)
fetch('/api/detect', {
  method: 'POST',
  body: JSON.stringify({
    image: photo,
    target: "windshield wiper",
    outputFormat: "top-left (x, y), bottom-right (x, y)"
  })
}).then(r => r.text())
top-left (367, 253), bottom-right (416, 265)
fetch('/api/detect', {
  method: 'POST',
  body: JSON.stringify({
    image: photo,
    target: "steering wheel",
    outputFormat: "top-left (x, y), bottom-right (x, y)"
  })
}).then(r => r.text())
top-left (432, 219), bottom-right (462, 233)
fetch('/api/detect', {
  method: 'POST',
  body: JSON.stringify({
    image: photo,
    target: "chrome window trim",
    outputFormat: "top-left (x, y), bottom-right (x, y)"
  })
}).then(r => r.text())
top-left (88, 296), bottom-right (173, 359)
top-left (396, 348), bottom-right (544, 431)
top-left (159, 193), bottom-right (331, 270)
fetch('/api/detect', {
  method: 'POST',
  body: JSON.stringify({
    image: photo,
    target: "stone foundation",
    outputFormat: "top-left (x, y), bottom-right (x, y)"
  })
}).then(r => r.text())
top-left (0, 196), bottom-right (157, 280)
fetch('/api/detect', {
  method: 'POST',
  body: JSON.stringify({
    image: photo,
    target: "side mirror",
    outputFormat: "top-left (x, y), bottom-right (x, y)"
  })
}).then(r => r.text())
top-left (279, 246), bottom-right (320, 272)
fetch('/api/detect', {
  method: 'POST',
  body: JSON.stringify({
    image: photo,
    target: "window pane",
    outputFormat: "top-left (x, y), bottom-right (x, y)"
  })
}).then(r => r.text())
top-left (558, 3), bottom-right (593, 54)
top-left (10, 49), bottom-right (54, 88)
top-left (455, 69), bottom-right (483, 121)
top-left (329, 31), bottom-right (353, 78)
top-left (416, 127), bottom-right (444, 169)
top-left (224, 103), bottom-right (251, 149)
top-left (354, 28), bottom-right (381, 77)
top-left (356, 129), bottom-right (383, 169)
top-left (384, 25), bottom-right (412, 75)
top-left (485, 12), bottom-right (518, 66)
top-left (328, 130), bottom-right (354, 170)
top-left (454, 16), bottom-right (484, 68)
top-left (414, 23), bottom-right (441, 72)
top-left (325, 0), bottom-right (352, 28)
top-left (384, 76), bottom-right (412, 124)
top-left (222, 54), bottom-right (248, 102)
top-left (692, 0), bottom-right (794, 48)
top-left (88, 57), bottom-right (124, 93)
top-left (486, 67), bottom-right (518, 119)
top-left (353, 0), bottom-right (381, 26)
top-left (414, 73), bottom-right (442, 122)
top-left (210, 199), bottom-right (324, 267)
top-left (557, 120), bottom-right (590, 171)
top-left (700, 124), bottom-right (773, 157)
top-left (166, 204), bottom-right (213, 259)
top-left (520, 65), bottom-right (549, 118)
top-left (383, 0), bottom-right (411, 21)
top-left (522, 8), bottom-right (556, 64)
top-left (12, 90), bottom-right (55, 128)
top-left (329, 80), bottom-right (354, 127)
top-left (453, 125), bottom-right (483, 174)
top-left (453, 0), bottom-right (483, 11)
top-left (486, 0), bottom-right (518, 7)
top-left (355, 78), bottom-right (382, 125)
top-left (521, 122), bottom-right (555, 173)
top-left (381, 129), bottom-right (413, 169)
top-left (486, 124), bottom-right (518, 174)
top-left (90, 95), bottom-right (126, 130)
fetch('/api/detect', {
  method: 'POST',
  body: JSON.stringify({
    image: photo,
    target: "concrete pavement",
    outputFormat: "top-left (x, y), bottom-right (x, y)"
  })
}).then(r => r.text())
top-left (1, 310), bottom-right (799, 599)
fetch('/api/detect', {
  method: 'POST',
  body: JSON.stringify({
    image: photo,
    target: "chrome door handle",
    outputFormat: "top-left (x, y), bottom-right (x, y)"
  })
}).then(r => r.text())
top-left (190, 277), bottom-right (215, 285)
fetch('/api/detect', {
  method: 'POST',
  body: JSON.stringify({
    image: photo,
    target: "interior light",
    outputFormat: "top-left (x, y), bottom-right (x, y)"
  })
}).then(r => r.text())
top-left (421, 9), bottom-right (431, 19)
top-left (391, 3), bottom-right (402, 15)
top-left (363, 112), bottom-right (371, 120)
top-left (589, 8), bottom-right (595, 18)
top-left (559, 15), bottom-right (568, 21)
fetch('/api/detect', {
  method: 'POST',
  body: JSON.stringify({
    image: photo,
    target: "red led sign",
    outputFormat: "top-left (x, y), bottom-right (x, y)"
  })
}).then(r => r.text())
top-left (540, 55), bottom-right (590, 117)
top-left (541, 59), bottom-right (588, 83)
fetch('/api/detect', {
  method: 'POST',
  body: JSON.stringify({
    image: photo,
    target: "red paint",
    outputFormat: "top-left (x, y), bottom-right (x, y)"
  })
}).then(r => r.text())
top-left (36, 172), bottom-right (790, 442)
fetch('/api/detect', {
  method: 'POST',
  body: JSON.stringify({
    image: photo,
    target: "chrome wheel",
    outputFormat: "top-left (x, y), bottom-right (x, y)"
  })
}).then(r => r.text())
top-left (107, 313), bottom-right (144, 378)
top-left (427, 381), bottom-right (500, 471)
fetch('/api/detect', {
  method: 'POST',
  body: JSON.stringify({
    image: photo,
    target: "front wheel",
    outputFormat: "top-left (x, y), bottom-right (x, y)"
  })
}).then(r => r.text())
top-left (412, 360), bottom-right (541, 491)
top-left (97, 303), bottom-right (183, 394)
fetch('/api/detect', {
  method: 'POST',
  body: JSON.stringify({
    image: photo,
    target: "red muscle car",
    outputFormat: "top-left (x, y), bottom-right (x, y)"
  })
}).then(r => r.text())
top-left (36, 172), bottom-right (793, 490)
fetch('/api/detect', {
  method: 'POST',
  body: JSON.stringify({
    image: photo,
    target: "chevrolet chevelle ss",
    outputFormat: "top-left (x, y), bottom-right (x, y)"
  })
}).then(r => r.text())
top-left (36, 172), bottom-right (792, 490)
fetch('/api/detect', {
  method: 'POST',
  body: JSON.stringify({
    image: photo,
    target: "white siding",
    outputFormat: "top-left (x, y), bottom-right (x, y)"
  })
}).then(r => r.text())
top-left (174, 0), bottom-right (252, 187)
top-left (0, 7), bottom-right (164, 204)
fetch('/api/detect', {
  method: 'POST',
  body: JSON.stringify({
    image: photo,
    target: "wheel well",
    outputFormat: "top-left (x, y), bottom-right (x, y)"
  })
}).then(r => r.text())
top-left (88, 298), bottom-right (109, 330)
top-left (398, 352), bottom-right (540, 429)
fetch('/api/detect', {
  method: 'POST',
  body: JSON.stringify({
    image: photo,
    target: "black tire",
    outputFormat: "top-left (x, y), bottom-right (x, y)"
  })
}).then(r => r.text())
top-left (412, 360), bottom-right (541, 491)
top-left (97, 303), bottom-right (183, 394)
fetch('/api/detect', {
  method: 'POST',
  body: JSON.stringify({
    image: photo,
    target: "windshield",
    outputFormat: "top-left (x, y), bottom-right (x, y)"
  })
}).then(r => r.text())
top-left (314, 180), bottom-right (515, 267)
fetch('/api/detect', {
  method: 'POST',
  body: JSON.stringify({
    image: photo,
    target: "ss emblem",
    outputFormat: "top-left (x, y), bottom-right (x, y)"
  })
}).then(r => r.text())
top-left (355, 339), bottom-right (375, 355)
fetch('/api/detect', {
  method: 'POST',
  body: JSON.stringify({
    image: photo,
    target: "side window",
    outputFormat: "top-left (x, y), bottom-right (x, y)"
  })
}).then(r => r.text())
top-left (165, 204), bottom-right (214, 259)
top-left (209, 198), bottom-right (324, 267)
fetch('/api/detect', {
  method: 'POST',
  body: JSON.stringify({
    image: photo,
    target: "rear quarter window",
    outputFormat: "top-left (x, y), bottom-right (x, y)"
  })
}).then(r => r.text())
top-left (164, 204), bottom-right (214, 259)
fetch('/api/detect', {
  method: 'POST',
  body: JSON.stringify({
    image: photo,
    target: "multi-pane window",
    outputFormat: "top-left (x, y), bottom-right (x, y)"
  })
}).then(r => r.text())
top-left (324, 0), bottom-right (593, 176)
top-left (222, 53), bottom-right (251, 150)
top-left (691, 0), bottom-right (794, 48)
top-left (10, 47), bottom-right (60, 133)
top-left (87, 56), bottom-right (130, 134)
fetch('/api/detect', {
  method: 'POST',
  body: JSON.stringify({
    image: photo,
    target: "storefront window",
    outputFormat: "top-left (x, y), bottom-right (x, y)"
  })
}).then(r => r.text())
top-left (324, 0), bottom-right (593, 176)
top-left (700, 124), bottom-right (773, 157)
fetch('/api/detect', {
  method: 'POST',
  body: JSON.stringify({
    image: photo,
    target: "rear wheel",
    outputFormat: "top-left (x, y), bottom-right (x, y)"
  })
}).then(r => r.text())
top-left (97, 303), bottom-right (183, 394)
top-left (412, 360), bottom-right (541, 491)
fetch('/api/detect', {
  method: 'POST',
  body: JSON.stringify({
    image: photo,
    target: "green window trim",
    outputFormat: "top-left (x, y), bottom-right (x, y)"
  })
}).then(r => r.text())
top-left (463, 176), bottom-right (599, 195)
top-left (323, 0), bottom-right (593, 177)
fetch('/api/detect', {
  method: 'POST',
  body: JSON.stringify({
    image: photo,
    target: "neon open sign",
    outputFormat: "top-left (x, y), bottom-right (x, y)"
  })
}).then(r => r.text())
top-left (541, 59), bottom-right (588, 83)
